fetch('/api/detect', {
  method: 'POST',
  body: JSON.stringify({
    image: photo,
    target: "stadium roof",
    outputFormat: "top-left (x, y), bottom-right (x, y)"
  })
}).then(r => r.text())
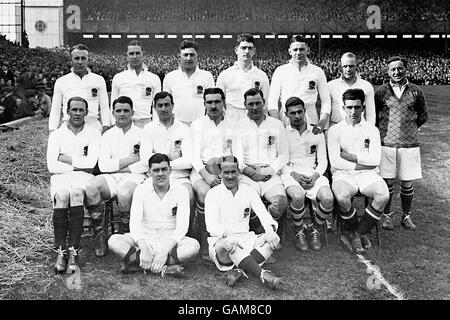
top-left (25, 0), bottom-right (63, 7)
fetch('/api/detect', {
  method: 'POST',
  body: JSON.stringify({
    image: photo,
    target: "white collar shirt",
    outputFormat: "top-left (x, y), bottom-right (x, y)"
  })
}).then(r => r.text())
top-left (47, 122), bottom-right (101, 174)
top-left (111, 65), bottom-right (161, 121)
top-left (237, 115), bottom-right (289, 172)
top-left (390, 79), bottom-right (409, 99)
top-left (327, 118), bottom-right (381, 175)
top-left (129, 180), bottom-right (190, 244)
top-left (205, 183), bottom-right (277, 237)
top-left (49, 69), bottom-right (110, 131)
top-left (98, 124), bottom-right (147, 174)
top-left (162, 67), bottom-right (215, 124)
top-left (216, 62), bottom-right (270, 110)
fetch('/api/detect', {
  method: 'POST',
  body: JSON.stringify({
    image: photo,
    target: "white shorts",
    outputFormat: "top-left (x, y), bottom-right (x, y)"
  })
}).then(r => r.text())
top-left (225, 105), bottom-right (247, 122)
top-left (282, 173), bottom-right (330, 201)
top-left (379, 146), bottom-right (422, 180)
top-left (208, 232), bottom-right (266, 272)
top-left (332, 170), bottom-right (384, 194)
top-left (124, 230), bottom-right (198, 254)
top-left (239, 174), bottom-right (283, 196)
top-left (50, 171), bottom-right (94, 200)
top-left (101, 173), bottom-right (146, 198)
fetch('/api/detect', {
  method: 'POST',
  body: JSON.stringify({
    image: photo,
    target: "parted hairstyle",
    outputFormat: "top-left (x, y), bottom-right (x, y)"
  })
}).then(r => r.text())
top-left (285, 96), bottom-right (305, 112)
top-left (112, 96), bottom-right (133, 110)
top-left (203, 87), bottom-right (225, 102)
top-left (70, 44), bottom-right (89, 53)
top-left (154, 91), bottom-right (174, 105)
top-left (342, 88), bottom-right (365, 104)
top-left (387, 55), bottom-right (408, 69)
top-left (127, 40), bottom-right (144, 51)
top-left (244, 87), bottom-right (264, 102)
top-left (179, 40), bottom-right (199, 52)
top-left (236, 33), bottom-right (255, 47)
top-left (67, 96), bottom-right (88, 112)
top-left (148, 153), bottom-right (171, 169)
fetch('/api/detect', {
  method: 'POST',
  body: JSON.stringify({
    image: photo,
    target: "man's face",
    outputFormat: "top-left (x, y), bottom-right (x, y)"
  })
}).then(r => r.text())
top-left (68, 100), bottom-right (87, 127)
top-left (219, 162), bottom-right (239, 190)
top-left (180, 48), bottom-right (198, 71)
top-left (204, 93), bottom-right (225, 121)
top-left (343, 99), bottom-right (364, 125)
top-left (37, 88), bottom-right (45, 97)
top-left (127, 45), bottom-right (143, 69)
top-left (113, 102), bottom-right (134, 128)
top-left (285, 104), bottom-right (306, 128)
top-left (288, 41), bottom-right (309, 64)
top-left (155, 96), bottom-right (174, 122)
top-left (388, 60), bottom-right (406, 84)
top-left (245, 93), bottom-right (265, 121)
top-left (2, 65), bottom-right (7, 73)
top-left (149, 161), bottom-right (171, 189)
top-left (71, 49), bottom-right (89, 75)
top-left (341, 56), bottom-right (357, 80)
top-left (235, 41), bottom-right (255, 63)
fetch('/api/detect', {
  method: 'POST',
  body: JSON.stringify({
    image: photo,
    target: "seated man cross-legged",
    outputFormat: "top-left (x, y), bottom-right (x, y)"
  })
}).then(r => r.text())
top-left (108, 153), bottom-right (200, 277)
top-left (327, 88), bottom-right (389, 253)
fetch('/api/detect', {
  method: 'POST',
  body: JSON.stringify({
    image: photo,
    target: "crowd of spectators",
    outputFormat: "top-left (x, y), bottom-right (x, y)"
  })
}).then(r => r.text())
top-left (1, 34), bottom-right (449, 124)
top-left (79, 0), bottom-right (449, 22)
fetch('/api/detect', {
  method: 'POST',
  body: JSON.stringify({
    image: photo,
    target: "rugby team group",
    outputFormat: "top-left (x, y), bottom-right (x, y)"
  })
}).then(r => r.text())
top-left (46, 34), bottom-right (428, 290)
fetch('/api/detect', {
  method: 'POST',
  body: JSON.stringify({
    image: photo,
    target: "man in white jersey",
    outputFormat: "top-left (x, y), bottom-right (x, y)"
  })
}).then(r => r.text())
top-left (141, 91), bottom-right (196, 237)
top-left (110, 40), bottom-right (161, 128)
top-left (47, 96), bottom-right (101, 274)
top-left (281, 97), bottom-right (334, 252)
top-left (328, 52), bottom-right (375, 128)
top-left (238, 88), bottom-right (289, 239)
top-left (205, 156), bottom-right (282, 290)
top-left (216, 33), bottom-right (270, 122)
top-left (163, 40), bottom-right (215, 125)
top-left (49, 44), bottom-right (110, 133)
top-left (190, 87), bottom-right (243, 261)
top-left (328, 88), bottom-right (389, 253)
top-left (108, 153), bottom-right (199, 277)
top-left (268, 35), bottom-right (330, 133)
top-left (85, 96), bottom-right (147, 257)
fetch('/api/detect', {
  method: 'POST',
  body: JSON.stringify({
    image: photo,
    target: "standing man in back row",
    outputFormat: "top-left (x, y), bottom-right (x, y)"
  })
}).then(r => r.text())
top-left (111, 40), bottom-right (161, 128)
top-left (268, 35), bottom-right (330, 133)
top-left (216, 33), bottom-right (270, 122)
top-left (163, 40), bottom-right (215, 126)
top-left (49, 44), bottom-right (110, 133)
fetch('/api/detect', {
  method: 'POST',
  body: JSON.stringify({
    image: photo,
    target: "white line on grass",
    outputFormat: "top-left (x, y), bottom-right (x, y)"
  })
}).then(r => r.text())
top-left (340, 236), bottom-right (407, 300)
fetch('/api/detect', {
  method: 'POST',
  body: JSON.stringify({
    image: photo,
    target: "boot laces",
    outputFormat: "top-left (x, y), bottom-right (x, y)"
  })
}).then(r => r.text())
top-left (260, 269), bottom-right (272, 283)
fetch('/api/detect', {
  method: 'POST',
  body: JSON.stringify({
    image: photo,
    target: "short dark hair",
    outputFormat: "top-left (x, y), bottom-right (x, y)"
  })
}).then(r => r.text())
top-left (244, 88), bottom-right (264, 102)
top-left (69, 44), bottom-right (89, 53)
top-left (179, 40), bottom-right (199, 52)
top-left (203, 87), bottom-right (225, 102)
top-left (290, 34), bottom-right (308, 45)
top-left (342, 88), bottom-right (365, 105)
top-left (217, 155), bottom-right (239, 171)
top-left (285, 96), bottom-right (305, 113)
top-left (236, 33), bottom-right (255, 47)
top-left (148, 153), bottom-right (170, 169)
top-left (154, 91), bottom-right (174, 105)
top-left (112, 96), bottom-right (133, 110)
top-left (387, 56), bottom-right (408, 69)
top-left (127, 40), bottom-right (144, 51)
top-left (67, 96), bottom-right (88, 111)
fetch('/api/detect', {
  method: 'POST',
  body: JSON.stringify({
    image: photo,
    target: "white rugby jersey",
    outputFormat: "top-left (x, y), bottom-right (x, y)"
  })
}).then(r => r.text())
top-left (327, 118), bottom-right (381, 175)
top-left (205, 183), bottom-right (277, 237)
top-left (129, 180), bottom-right (190, 243)
top-left (141, 119), bottom-right (192, 179)
top-left (47, 122), bottom-right (101, 174)
top-left (163, 67), bottom-right (215, 124)
top-left (49, 69), bottom-right (110, 131)
top-left (98, 124), bottom-right (147, 174)
top-left (237, 115), bottom-right (289, 172)
top-left (216, 62), bottom-right (270, 110)
top-left (111, 65), bottom-right (161, 122)
top-left (327, 75), bottom-right (375, 126)
top-left (190, 115), bottom-right (243, 172)
top-left (268, 60), bottom-right (330, 126)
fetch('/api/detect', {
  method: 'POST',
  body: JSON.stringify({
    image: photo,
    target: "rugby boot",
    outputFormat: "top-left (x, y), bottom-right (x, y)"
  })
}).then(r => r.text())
top-left (349, 231), bottom-right (365, 254)
top-left (260, 269), bottom-right (282, 290)
top-left (309, 228), bottom-right (322, 251)
top-left (360, 234), bottom-right (372, 250)
top-left (294, 225), bottom-right (308, 251)
top-left (197, 213), bottom-right (211, 261)
top-left (120, 247), bottom-right (141, 274)
top-left (120, 211), bottom-right (130, 234)
top-left (53, 247), bottom-right (67, 274)
top-left (161, 264), bottom-right (185, 278)
top-left (225, 268), bottom-right (248, 287)
top-left (66, 247), bottom-right (80, 274)
top-left (93, 230), bottom-right (108, 257)
top-left (401, 215), bottom-right (416, 230)
top-left (381, 213), bottom-right (394, 230)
